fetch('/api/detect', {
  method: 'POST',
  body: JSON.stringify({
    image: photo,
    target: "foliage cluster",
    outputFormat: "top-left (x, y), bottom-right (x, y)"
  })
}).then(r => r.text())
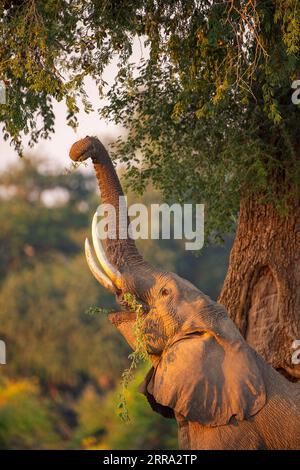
top-left (1, 1), bottom-right (300, 237)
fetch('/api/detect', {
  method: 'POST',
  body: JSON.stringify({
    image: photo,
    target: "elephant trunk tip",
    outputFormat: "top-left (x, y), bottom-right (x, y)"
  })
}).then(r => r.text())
top-left (69, 136), bottom-right (108, 163)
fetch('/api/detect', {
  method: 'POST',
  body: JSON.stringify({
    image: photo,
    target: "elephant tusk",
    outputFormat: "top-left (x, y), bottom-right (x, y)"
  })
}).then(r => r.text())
top-left (92, 212), bottom-right (122, 289)
top-left (85, 238), bottom-right (117, 293)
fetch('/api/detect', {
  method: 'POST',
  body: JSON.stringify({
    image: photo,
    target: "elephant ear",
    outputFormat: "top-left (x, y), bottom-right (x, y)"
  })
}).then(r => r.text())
top-left (141, 327), bottom-right (266, 427)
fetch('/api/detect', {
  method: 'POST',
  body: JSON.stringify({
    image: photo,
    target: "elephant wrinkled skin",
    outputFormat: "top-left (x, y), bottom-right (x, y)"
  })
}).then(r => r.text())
top-left (69, 136), bottom-right (300, 450)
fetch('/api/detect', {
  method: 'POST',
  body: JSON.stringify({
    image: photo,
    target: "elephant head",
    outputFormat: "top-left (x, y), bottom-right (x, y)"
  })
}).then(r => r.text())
top-left (69, 136), bottom-right (266, 428)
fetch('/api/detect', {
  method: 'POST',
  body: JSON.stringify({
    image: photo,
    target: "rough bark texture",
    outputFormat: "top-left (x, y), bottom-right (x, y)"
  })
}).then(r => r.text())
top-left (218, 197), bottom-right (300, 380)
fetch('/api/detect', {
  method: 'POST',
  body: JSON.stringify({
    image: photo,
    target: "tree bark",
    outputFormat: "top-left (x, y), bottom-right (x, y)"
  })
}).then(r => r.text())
top-left (218, 196), bottom-right (300, 380)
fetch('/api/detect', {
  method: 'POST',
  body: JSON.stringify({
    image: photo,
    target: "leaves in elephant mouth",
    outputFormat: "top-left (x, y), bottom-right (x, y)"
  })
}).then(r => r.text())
top-left (65, 160), bottom-right (88, 175)
top-left (118, 293), bottom-right (149, 423)
top-left (85, 306), bottom-right (112, 316)
top-left (85, 295), bottom-right (149, 422)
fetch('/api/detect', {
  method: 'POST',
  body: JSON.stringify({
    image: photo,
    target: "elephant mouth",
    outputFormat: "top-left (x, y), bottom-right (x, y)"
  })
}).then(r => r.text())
top-left (108, 311), bottom-right (137, 326)
top-left (108, 300), bottom-right (149, 326)
top-left (107, 310), bottom-right (139, 351)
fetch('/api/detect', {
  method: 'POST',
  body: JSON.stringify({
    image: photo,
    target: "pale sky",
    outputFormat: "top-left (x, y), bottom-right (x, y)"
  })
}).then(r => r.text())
top-left (0, 38), bottom-right (147, 172)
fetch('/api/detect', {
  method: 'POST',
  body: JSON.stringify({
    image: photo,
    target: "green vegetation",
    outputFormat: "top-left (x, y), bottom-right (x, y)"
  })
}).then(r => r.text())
top-left (0, 1), bottom-right (299, 447)
top-left (75, 365), bottom-right (177, 450)
top-left (1, 1), bottom-right (299, 236)
top-left (117, 293), bottom-right (148, 423)
top-left (0, 376), bottom-right (59, 449)
top-left (0, 156), bottom-right (230, 449)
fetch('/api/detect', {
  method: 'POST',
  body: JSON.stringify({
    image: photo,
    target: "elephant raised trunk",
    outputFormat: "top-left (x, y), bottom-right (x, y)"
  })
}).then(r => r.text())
top-left (69, 136), bottom-right (159, 303)
top-left (69, 136), bottom-right (300, 450)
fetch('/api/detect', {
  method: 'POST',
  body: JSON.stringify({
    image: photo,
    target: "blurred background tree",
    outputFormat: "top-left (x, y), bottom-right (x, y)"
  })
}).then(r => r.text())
top-left (75, 365), bottom-right (178, 450)
top-left (0, 376), bottom-right (59, 449)
top-left (0, 156), bottom-right (230, 448)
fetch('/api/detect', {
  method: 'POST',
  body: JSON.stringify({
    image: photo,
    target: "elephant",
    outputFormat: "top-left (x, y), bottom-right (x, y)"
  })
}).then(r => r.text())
top-left (69, 136), bottom-right (300, 450)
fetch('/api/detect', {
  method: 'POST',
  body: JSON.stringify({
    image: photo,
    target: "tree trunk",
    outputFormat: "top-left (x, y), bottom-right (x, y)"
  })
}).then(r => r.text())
top-left (218, 196), bottom-right (300, 380)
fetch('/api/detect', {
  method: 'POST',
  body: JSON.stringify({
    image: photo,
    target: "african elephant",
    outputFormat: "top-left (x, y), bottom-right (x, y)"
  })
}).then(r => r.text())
top-left (69, 136), bottom-right (300, 450)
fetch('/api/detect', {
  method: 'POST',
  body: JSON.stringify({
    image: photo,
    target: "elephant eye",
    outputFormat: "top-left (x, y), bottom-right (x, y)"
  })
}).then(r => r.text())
top-left (161, 288), bottom-right (170, 297)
